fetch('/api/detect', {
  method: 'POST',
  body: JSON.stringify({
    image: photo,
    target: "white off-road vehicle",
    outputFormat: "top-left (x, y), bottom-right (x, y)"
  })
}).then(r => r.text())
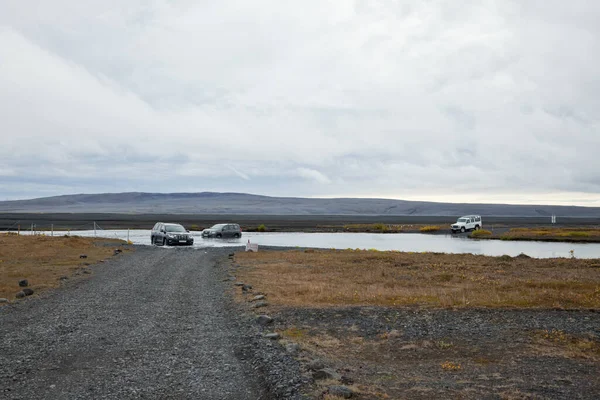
top-left (451, 215), bottom-right (482, 233)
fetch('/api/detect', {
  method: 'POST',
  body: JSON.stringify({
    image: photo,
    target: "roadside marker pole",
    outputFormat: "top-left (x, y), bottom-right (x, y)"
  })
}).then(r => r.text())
top-left (94, 222), bottom-right (97, 238)
top-left (127, 229), bottom-right (130, 243)
top-left (18, 225), bottom-right (20, 236)
top-left (51, 224), bottom-right (54, 237)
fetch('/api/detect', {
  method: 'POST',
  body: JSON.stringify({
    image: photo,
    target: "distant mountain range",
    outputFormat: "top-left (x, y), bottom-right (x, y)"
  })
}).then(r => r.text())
top-left (0, 192), bottom-right (598, 217)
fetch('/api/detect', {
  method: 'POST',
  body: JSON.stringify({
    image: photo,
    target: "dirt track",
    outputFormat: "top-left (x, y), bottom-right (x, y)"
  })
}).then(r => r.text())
top-left (0, 246), bottom-right (302, 399)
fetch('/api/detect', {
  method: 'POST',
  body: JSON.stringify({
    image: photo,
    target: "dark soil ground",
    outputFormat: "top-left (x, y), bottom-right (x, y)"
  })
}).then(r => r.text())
top-left (261, 306), bottom-right (600, 399)
top-left (230, 249), bottom-right (600, 399)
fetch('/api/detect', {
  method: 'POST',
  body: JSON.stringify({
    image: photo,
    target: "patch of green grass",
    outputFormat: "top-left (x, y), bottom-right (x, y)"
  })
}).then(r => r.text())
top-left (470, 229), bottom-right (492, 238)
top-left (567, 231), bottom-right (590, 238)
top-left (257, 224), bottom-right (266, 232)
top-left (436, 340), bottom-right (454, 349)
top-left (282, 327), bottom-right (308, 339)
top-left (372, 223), bottom-right (387, 231)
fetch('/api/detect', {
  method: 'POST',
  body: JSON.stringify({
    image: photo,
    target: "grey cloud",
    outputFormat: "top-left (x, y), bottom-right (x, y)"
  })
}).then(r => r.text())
top-left (0, 1), bottom-right (598, 205)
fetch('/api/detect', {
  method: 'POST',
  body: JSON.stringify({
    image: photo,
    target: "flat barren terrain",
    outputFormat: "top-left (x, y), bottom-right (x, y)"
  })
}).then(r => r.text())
top-left (233, 249), bottom-right (600, 399)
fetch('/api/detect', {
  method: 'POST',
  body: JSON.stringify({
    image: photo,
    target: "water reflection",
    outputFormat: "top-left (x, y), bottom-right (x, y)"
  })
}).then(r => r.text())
top-left (34, 230), bottom-right (600, 259)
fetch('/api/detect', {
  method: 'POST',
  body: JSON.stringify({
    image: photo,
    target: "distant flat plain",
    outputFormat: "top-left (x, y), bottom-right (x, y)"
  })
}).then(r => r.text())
top-left (1, 213), bottom-right (599, 232)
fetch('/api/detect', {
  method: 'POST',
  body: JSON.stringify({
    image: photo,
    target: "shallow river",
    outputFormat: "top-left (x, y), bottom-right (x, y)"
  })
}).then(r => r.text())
top-left (35, 230), bottom-right (600, 259)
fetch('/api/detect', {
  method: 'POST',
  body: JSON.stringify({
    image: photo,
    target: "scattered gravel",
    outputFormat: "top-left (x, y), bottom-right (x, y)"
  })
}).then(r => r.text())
top-left (0, 246), bottom-right (305, 399)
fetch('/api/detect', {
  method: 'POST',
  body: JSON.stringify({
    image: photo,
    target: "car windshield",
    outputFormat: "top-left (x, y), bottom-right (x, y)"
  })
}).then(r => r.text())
top-left (165, 224), bottom-right (186, 233)
top-left (209, 224), bottom-right (227, 230)
top-left (457, 218), bottom-right (467, 223)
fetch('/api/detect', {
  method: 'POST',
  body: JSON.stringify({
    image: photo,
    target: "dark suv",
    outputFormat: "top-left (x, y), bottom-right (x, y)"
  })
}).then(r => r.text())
top-left (151, 222), bottom-right (194, 246)
top-left (201, 223), bottom-right (242, 238)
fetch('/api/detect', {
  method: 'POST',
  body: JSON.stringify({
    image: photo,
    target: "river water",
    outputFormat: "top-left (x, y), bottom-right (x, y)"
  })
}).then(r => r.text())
top-left (35, 230), bottom-right (600, 259)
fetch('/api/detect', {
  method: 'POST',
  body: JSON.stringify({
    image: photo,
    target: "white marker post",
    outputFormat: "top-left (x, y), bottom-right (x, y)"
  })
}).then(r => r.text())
top-left (245, 239), bottom-right (258, 252)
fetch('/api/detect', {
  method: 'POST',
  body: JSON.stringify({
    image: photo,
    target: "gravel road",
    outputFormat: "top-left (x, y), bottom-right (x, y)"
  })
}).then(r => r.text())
top-left (0, 246), bottom-right (301, 399)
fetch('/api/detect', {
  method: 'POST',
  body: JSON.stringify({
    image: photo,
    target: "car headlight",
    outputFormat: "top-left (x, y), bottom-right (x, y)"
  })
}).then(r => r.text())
top-left (167, 234), bottom-right (175, 238)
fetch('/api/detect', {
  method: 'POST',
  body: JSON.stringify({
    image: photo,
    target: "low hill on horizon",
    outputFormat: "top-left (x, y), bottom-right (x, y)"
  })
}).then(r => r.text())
top-left (0, 192), bottom-right (598, 217)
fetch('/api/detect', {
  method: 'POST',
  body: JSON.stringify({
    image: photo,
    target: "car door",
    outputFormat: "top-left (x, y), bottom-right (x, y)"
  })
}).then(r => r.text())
top-left (222, 224), bottom-right (231, 238)
top-left (157, 224), bottom-right (165, 243)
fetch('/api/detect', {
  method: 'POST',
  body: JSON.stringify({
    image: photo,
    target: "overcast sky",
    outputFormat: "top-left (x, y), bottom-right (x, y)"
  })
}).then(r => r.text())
top-left (1, 1), bottom-right (598, 205)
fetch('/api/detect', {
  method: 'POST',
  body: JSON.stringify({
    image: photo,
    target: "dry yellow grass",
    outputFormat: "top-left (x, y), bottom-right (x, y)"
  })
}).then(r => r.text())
top-left (235, 249), bottom-right (600, 308)
top-left (419, 225), bottom-right (441, 233)
top-left (343, 223), bottom-right (447, 233)
top-left (499, 227), bottom-right (600, 242)
top-left (0, 234), bottom-right (126, 301)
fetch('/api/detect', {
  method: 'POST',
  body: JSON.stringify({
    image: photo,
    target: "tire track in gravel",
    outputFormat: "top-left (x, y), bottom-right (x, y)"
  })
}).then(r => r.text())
top-left (0, 246), bottom-right (266, 400)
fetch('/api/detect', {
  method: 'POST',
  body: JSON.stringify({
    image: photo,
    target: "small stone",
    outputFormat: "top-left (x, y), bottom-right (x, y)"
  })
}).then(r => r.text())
top-left (79, 254), bottom-right (88, 259)
top-left (59, 276), bottom-right (68, 281)
top-left (83, 270), bottom-right (91, 274)
top-left (0, 298), bottom-right (9, 303)
top-left (256, 315), bottom-right (273, 326)
top-left (388, 329), bottom-right (401, 339)
top-left (15, 291), bottom-right (26, 299)
top-left (307, 359), bottom-right (325, 371)
top-left (328, 385), bottom-right (353, 398)
top-left (251, 295), bottom-right (266, 301)
top-left (113, 249), bottom-right (122, 255)
top-left (234, 282), bottom-right (244, 287)
top-left (286, 343), bottom-right (300, 355)
top-left (265, 333), bottom-right (281, 340)
top-left (228, 253), bottom-right (235, 257)
top-left (242, 284), bottom-right (253, 292)
top-left (252, 300), bottom-right (268, 309)
top-left (340, 375), bottom-right (354, 385)
top-left (23, 288), bottom-right (34, 296)
top-left (18, 279), bottom-right (28, 287)
top-left (313, 368), bottom-right (341, 381)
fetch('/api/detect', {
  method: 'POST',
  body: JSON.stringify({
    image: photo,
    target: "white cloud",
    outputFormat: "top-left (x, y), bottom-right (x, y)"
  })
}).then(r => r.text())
top-left (295, 168), bottom-right (331, 185)
top-left (0, 1), bottom-right (598, 204)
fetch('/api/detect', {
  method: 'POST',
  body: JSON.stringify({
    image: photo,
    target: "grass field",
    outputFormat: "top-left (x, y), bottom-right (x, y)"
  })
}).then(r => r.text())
top-left (489, 227), bottom-right (600, 242)
top-left (234, 249), bottom-right (600, 398)
top-left (0, 234), bottom-right (126, 301)
top-left (235, 249), bottom-right (600, 309)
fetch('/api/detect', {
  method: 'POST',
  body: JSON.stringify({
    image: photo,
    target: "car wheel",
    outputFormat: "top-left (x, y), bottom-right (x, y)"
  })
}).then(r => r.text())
top-left (460, 227), bottom-right (466, 233)
top-left (216, 233), bottom-right (222, 238)
top-left (162, 238), bottom-right (166, 246)
top-left (234, 233), bottom-right (240, 238)
top-left (475, 225), bottom-right (480, 230)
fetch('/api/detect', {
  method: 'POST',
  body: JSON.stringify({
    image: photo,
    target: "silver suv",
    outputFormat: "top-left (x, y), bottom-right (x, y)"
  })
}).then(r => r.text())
top-left (201, 223), bottom-right (242, 238)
